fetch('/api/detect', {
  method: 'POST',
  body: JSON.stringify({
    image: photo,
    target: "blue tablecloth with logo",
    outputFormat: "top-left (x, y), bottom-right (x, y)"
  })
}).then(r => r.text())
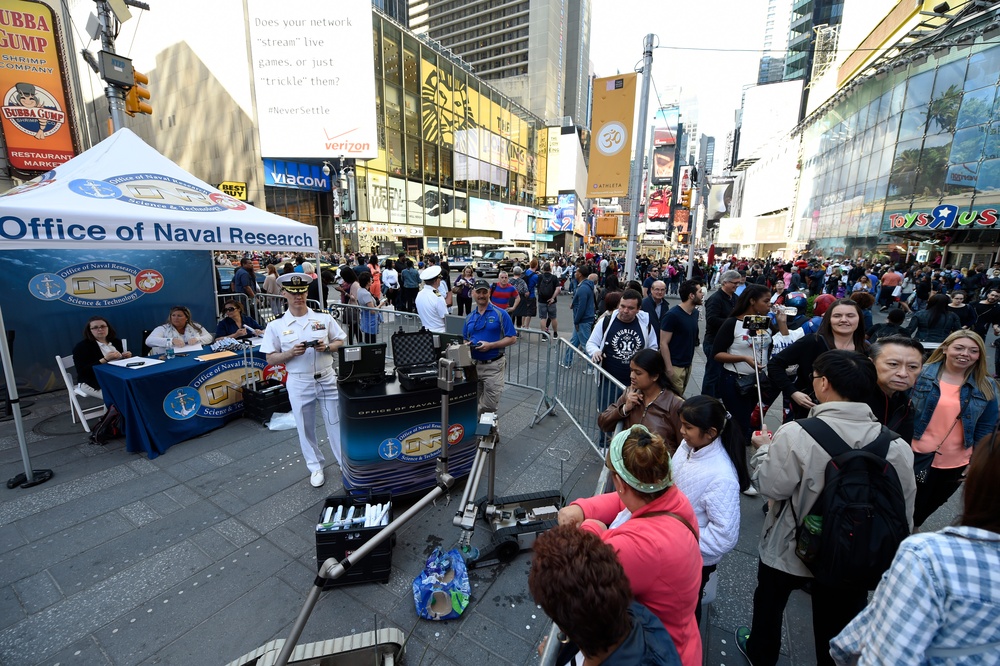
top-left (338, 379), bottom-right (479, 496)
top-left (94, 347), bottom-right (267, 459)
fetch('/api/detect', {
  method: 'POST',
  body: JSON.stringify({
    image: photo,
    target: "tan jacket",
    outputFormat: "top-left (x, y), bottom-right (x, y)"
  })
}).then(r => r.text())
top-left (750, 401), bottom-right (916, 578)
top-left (598, 388), bottom-right (684, 454)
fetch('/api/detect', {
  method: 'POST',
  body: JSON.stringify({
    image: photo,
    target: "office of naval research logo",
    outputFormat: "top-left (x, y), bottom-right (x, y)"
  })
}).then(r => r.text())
top-left (164, 387), bottom-right (201, 421)
top-left (29, 261), bottom-right (163, 307)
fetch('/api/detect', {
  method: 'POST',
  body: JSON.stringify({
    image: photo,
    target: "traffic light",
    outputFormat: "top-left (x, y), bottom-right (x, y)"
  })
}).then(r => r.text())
top-left (681, 187), bottom-right (693, 209)
top-left (125, 68), bottom-right (151, 116)
top-left (677, 232), bottom-right (690, 244)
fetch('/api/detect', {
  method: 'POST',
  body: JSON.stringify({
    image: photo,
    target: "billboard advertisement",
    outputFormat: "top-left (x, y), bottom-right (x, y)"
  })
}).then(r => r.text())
top-left (545, 193), bottom-right (576, 232)
top-left (247, 0), bottom-right (377, 159)
top-left (0, 0), bottom-right (76, 172)
top-left (651, 145), bottom-right (675, 186)
top-left (587, 74), bottom-right (637, 198)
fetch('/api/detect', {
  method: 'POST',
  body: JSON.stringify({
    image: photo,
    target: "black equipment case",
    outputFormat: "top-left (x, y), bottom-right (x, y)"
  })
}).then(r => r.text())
top-left (315, 492), bottom-right (394, 589)
top-left (242, 379), bottom-right (291, 424)
top-left (391, 328), bottom-right (438, 391)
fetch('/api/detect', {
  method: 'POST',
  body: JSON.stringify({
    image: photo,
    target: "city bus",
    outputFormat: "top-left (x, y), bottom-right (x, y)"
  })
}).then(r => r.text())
top-left (446, 237), bottom-right (507, 272)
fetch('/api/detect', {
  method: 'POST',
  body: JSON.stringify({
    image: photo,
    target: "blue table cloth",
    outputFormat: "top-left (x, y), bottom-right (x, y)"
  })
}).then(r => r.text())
top-left (94, 347), bottom-right (268, 458)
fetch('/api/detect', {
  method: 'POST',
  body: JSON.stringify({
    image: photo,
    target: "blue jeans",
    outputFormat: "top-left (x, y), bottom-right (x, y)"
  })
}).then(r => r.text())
top-left (701, 338), bottom-right (722, 397)
top-left (564, 320), bottom-right (593, 365)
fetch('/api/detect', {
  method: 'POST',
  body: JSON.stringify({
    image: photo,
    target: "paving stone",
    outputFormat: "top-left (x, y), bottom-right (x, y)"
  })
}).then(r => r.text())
top-left (163, 484), bottom-right (202, 508)
top-left (0, 585), bottom-right (25, 631)
top-left (12, 570), bottom-right (62, 614)
top-left (448, 611), bottom-right (528, 664)
top-left (119, 500), bottom-right (160, 528)
top-left (0, 523), bottom-right (26, 555)
top-left (0, 464), bottom-right (137, 525)
top-left (36, 635), bottom-right (112, 666)
top-left (214, 517), bottom-right (259, 548)
top-left (0, 541), bottom-right (212, 664)
top-left (94, 538), bottom-right (292, 664)
top-left (142, 490), bottom-right (186, 516)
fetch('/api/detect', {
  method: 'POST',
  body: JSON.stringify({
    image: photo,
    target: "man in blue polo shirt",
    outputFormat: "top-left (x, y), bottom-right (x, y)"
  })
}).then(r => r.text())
top-left (464, 279), bottom-right (518, 416)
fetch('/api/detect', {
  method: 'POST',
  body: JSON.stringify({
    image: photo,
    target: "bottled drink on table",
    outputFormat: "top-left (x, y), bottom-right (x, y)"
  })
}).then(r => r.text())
top-left (165, 339), bottom-right (175, 360)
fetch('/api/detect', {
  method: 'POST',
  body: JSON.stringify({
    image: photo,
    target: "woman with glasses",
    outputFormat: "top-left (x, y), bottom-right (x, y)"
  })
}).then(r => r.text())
top-left (909, 330), bottom-right (998, 527)
top-left (72, 316), bottom-right (131, 399)
top-left (215, 300), bottom-right (264, 340)
top-left (145, 306), bottom-right (213, 355)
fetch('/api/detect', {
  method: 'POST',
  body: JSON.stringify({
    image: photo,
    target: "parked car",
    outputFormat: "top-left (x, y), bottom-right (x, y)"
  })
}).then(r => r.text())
top-left (476, 248), bottom-right (531, 277)
top-left (217, 266), bottom-right (266, 292)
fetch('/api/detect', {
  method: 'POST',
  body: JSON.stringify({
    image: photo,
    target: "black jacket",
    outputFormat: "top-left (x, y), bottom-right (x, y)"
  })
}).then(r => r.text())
top-left (703, 289), bottom-right (736, 344)
top-left (72, 338), bottom-right (125, 389)
top-left (640, 295), bottom-right (666, 334)
top-left (866, 387), bottom-right (914, 444)
top-left (768, 333), bottom-right (833, 401)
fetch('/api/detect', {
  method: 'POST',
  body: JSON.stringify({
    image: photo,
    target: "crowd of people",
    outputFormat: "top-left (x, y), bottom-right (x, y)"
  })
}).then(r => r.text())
top-left (545, 252), bottom-right (1000, 666)
top-left (73, 248), bottom-right (1000, 665)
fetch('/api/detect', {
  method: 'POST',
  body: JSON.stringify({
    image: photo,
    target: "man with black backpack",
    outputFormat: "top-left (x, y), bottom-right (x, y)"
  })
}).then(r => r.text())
top-left (735, 350), bottom-right (916, 666)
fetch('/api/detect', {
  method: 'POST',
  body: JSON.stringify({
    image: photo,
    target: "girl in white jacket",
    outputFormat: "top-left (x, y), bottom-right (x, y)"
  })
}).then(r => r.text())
top-left (673, 395), bottom-right (749, 624)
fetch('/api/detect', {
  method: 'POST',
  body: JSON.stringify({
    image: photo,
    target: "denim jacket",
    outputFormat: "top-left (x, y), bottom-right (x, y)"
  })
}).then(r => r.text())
top-left (910, 362), bottom-right (999, 448)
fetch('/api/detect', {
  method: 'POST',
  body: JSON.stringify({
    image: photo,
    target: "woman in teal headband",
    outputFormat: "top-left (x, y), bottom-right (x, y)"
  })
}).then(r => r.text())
top-left (557, 424), bottom-right (705, 666)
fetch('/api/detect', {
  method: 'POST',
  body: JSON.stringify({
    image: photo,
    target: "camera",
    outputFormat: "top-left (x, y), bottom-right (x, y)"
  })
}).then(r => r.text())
top-left (744, 315), bottom-right (771, 333)
top-left (302, 339), bottom-right (321, 348)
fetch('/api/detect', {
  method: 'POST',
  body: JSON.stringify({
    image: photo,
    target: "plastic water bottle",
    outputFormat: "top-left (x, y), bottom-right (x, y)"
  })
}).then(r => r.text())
top-left (165, 339), bottom-right (175, 360)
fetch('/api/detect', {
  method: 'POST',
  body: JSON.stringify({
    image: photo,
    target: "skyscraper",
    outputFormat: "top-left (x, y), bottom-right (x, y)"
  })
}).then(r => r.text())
top-left (784, 0), bottom-right (843, 83)
top-left (408, 0), bottom-right (591, 124)
top-left (758, 0), bottom-right (792, 84)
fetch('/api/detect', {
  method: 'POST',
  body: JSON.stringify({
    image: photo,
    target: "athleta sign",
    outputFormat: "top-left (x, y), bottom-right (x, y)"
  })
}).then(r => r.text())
top-left (888, 204), bottom-right (998, 231)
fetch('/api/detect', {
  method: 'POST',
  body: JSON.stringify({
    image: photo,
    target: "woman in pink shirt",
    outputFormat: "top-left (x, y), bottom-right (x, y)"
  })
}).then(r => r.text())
top-left (910, 330), bottom-right (998, 526)
top-left (558, 425), bottom-right (703, 666)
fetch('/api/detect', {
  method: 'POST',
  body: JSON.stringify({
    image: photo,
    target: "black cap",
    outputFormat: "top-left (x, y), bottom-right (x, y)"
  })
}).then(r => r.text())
top-left (472, 279), bottom-right (490, 291)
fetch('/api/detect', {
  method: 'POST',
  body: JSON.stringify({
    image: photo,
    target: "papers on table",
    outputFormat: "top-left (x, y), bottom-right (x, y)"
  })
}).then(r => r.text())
top-left (172, 343), bottom-right (204, 354)
top-left (108, 358), bottom-right (165, 369)
top-left (195, 351), bottom-right (237, 362)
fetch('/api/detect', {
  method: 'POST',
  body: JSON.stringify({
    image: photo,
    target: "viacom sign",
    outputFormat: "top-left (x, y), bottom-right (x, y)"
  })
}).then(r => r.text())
top-left (263, 158), bottom-right (330, 192)
top-left (889, 204), bottom-right (999, 231)
top-left (28, 261), bottom-right (164, 307)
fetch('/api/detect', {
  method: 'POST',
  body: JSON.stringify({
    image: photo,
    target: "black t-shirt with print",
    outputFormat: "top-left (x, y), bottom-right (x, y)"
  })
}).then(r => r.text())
top-left (601, 316), bottom-right (645, 386)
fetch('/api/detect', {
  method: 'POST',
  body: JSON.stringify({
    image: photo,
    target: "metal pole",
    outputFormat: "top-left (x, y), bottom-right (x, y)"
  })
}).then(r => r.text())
top-left (625, 34), bottom-right (655, 282)
top-left (668, 122), bottom-right (684, 253)
top-left (686, 189), bottom-right (699, 279)
top-left (97, 1), bottom-right (128, 132)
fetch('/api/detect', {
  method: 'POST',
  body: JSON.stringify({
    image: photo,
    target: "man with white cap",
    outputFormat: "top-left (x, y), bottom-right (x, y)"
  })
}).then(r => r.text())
top-left (415, 264), bottom-right (452, 333)
top-left (260, 273), bottom-right (347, 488)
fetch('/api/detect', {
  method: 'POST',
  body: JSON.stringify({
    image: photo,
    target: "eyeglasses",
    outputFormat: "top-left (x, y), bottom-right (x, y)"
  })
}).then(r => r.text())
top-left (224, 307), bottom-right (237, 312)
top-left (90, 325), bottom-right (108, 330)
top-left (812, 373), bottom-right (824, 380)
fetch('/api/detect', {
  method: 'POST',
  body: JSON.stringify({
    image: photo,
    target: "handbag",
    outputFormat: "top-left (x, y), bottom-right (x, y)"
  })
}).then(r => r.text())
top-left (735, 372), bottom-right (758, 395)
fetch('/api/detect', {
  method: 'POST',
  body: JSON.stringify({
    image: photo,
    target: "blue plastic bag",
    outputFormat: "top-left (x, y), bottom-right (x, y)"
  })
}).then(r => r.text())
top-left (412, 547), bottom-right (470, 621)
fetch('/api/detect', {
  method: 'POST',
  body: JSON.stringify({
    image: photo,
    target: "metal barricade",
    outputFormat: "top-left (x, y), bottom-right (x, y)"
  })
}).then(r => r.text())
top-left (325, 302), bottom-right (424, 355)
top-left (504, 328), bottom-right (557, 425)
top-left (215, 293), bottom-right (257, 322)
top-left (551, 338), bottom-right (627, 457)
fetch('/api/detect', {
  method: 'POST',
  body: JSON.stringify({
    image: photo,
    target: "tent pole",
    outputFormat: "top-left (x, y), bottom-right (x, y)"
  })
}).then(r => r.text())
top-left (0, 305), bottom-right (53, 489)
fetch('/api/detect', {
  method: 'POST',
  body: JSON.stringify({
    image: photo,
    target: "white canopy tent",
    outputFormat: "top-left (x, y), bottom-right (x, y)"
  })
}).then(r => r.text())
top-left (0, 128), bottom-right (318, 252)
top-left (0, 129), bottom-right (322, 488)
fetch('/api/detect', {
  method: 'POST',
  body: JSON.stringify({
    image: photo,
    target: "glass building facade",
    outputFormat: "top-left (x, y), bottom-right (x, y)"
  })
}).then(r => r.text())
top-left (794, 29), bottom-right (1000, 266)
top-left (347, 14), bottom-right (546, 255)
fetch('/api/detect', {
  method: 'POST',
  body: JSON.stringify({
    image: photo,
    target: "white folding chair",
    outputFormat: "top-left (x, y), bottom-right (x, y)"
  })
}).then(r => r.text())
top-left (54, 354), bottom-right (106, 433)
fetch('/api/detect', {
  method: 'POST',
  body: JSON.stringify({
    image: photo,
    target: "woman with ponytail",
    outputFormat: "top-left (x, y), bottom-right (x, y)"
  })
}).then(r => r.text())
top-left (557, 425), bottom-right (703, 666)
top-left (672, 395), bottom-right (749, 624)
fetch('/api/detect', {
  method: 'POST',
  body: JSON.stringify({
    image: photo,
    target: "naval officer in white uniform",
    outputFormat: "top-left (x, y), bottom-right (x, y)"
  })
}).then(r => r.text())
top-left (260, 273), bottom-right (346, 487)
top-left (414, 264), bottom-right (452, 333)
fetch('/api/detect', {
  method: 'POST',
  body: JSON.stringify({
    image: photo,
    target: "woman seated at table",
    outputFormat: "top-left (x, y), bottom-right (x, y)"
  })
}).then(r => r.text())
top-left (215, 300), bottom-right (264, 340)
top-left (145, 306), bottom-right (213, 355)
top-left (72, 316), bottom-right (131, 399)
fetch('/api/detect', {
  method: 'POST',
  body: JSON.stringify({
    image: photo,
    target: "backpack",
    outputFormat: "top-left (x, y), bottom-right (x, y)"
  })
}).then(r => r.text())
top-left (512, 277), bottom-right (529, 299)
top-left (792, 418), bottom-right (909, 589)
top-left (537, 273), bottom-right (558, 301)
top-left (89, 404), bottom-right (124, 445)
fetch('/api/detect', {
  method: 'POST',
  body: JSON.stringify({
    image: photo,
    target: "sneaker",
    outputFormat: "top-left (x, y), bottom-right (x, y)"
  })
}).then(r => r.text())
top-left (735, 626), bottom-right (752, 664)
top-left (583, 368), bottom-right (595, 375)
top-left (76, 383), bottom-right (103, 400)
top-left (559, 361), bottom-right (573, 369)
top-left (310, 470), bottom-right (325, 488)
top-left (742, 485), bottom-right (760, 497)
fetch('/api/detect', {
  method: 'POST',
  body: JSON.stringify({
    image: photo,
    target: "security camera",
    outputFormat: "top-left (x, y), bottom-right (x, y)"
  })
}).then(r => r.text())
top-left (322, 163), bottom-right (332, 176)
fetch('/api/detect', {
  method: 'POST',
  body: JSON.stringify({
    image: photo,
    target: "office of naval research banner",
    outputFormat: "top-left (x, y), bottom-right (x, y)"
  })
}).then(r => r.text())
top-left (0, 129), bottom-right (319, 251)
top-left (0, 128), bottom-right (318, 393)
